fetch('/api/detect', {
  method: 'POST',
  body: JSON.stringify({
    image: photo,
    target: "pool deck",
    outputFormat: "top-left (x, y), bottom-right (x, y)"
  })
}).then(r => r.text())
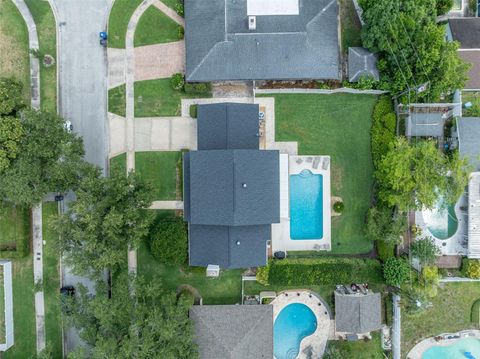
top-left (271, 290), bottom-right (334, 359)
top-left (406, 330), bottom-right (480, 359)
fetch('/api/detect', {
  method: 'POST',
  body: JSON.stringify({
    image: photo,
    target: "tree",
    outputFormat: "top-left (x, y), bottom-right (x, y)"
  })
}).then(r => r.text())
top-left (0, 116), bottom-right (23, 173)
top-left (53, 168), bottom-right (154, 276)
top-left (365, 206), bottom-right (407, 244)
top-left (383, 257), bottom-right (410, 287)
top-left (150, 217), bottom-right (188, 265)
top-left (376, 137), bottom-right (470, 211)
top-left (436, 0), bottom-right (453, 15)
top-left (0, 77), bottom-right (24, 116)
top-left (410, 237), bottom-right (441, 265)
top-left (0, 110), bottom-right (87, 205)
top-left (66, 274), bottom-right (198, 359)
top-left (462, 259), bottom-right (480, 279)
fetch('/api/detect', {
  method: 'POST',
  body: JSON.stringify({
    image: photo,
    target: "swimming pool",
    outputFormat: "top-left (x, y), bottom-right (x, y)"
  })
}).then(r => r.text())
top-left (422, 197), bottom-right (458, 240)
top-left (274, 303), bottom-right (317, 359)
top-left (423, 338), bottom-right (480, 359)
top-left (289, 170), bottom-right (323, 240)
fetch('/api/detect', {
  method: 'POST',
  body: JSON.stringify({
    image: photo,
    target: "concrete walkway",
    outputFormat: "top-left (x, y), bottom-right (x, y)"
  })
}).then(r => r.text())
top-left (150, 201), bottom-right (183, 210)
top-left (12, 0), bottom-right (46, 353)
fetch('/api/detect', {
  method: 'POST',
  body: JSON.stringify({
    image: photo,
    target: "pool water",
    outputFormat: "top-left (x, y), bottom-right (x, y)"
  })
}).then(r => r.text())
top-left (289, 170), bottom-right (323, 240)
top-left (274, 303), bottom-right (317, 359)
top-left (422, 198), bottom-right (458, 240)
top-left (423, 338), bottom-right (480, 359)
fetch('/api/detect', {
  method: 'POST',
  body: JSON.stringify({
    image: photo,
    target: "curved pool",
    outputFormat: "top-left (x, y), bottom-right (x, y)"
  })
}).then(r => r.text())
top-left (422, 198), bottom-right (458, 240)
top-left (423, 338), bottom-right (480, 359)
top-left (274, 303), bottom-right (317, 359)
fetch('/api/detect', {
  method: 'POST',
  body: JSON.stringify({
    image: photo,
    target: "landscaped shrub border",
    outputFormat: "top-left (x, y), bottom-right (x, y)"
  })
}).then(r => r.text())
top-left (371, 96), bottom-right (396, 169)
top-left (264, 257), bottom-right (384, 286)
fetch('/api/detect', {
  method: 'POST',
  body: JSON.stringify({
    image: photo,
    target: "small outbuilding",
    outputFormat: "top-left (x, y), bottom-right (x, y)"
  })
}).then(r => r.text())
top-left (348, 47), bottom-right (379, 83)
top-left (457, 117), bottom-right (480, 171)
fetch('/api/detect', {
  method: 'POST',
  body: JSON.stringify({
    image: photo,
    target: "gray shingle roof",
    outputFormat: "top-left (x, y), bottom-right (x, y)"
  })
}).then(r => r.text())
top-left (406, 112), bottom-right (445, 137)
top-left (458, 117), bottom-right (480, 171)
top-left (459, 51), bottom-right (480, 90)
top-left (185, 0), bottom-right (340, 81)
top-left (334, 292), bottom-right (382, 334)
top-left (348, 47), bottom-right (379, 82)
top-left (449, 18), bottom-right (480, 49)
top-left (190, 305), bottom-right (273, 359)
top-left (197, 103), bottom-right (260, 150)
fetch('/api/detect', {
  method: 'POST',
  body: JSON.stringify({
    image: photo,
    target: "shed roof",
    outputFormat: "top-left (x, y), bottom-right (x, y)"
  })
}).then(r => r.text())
top-left (190, 305), bottom-right (273, 359)
top-left (458, 51), bottom-right (480, 90)
top-left (448, 18), bottom-right (480, 49)
top-left (406, 112), bottom-right (445, 137)
top-left (184, 0), bottom-right (340, 81)
top-left (348, 47), bottom-right (379, 82)
top-left (334, 292), bottom-right (382, 334)
top-left (458, 117), bottom-right (480, 171)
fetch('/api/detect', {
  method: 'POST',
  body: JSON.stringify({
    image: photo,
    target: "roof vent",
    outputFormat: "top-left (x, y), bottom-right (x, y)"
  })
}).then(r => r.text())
top-left (248, 16), bottom-right (256, 30)
top-left (236, 241), bottom-right (241, 246)
top-left (242, 183), bottom-right (247, 188)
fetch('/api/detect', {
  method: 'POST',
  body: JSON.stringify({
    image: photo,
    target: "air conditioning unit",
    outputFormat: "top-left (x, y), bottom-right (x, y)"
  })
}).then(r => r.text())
top-left (248, 16), bottom-right (256, 30)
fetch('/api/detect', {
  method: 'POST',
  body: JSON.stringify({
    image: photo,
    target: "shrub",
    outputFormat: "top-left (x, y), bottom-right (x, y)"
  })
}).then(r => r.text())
top-left (184, 82), bottom-right (212, 95)
top-left (170, 73), bottom-right (185, 91)
top-left (189, 104), bottom-right (198, 118)
top-left (175, 3), bottom-right (184, 16)
top-left (371, 96), bottom-right (396, 168)
top-left (333, 201), bottom-right (344, 213)
top-left (376, 240), bottom-right (395, 261)
top-left (178, 26), bottom-right (184, 40)
top-left (265, 258), bottom-right (383, 286)
top-left (256, 260), bottom-right (270, 285)
top-left (436, 0), bottom-right (453, 15)
top-left (383, 257), bottom-right (410, 287)
top-left (471, 299), bottom-right (480, 325)
top-left (149, 217), bottom-right (187, 265)
top-left (462, 259), bottom-right (480, 279)
top-left (410, 237), bottom-right (441, 265)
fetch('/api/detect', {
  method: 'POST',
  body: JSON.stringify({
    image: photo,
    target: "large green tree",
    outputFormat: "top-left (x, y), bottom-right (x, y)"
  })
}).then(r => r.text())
top-left (0, 77), bottom-right (24, 116)
top-left (66, 274), bottom-right (198, 359)
top-left (149, 217), bottom-right (188, 265)
top-left (365, 206), bottom-right (407, 244)
top-left (410, 237), bottom-right (441, 265)
top-left (53, 168), bottom-right (154, 275)
top-left (376, 137), bottom-right (470, 211)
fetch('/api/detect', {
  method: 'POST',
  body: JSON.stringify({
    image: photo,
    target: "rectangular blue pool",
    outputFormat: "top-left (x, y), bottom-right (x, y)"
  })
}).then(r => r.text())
top-left (289, 170), bottom-right (324, 240)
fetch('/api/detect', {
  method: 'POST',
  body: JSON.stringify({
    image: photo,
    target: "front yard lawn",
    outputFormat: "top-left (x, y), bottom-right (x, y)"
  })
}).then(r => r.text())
top-left (108, 84), bottom-right (126, 117)
top-left (108, 0), bottom-right (143, 48)
top-left (0, 203), bottom-right (30, 255)
top-left (135, 151), bottom-right (181, 200)
top-left (402, 282), bottom-right (480, 355)
top-left (267, 93), bottom-right (377, 254)
top-left (134, 5), bottom-right (183, 47)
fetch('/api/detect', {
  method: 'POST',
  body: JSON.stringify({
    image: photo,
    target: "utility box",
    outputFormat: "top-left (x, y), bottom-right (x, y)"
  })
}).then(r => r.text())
top-left (206, 264), bottom-right (220, 278)
top-left (248, 16), bottom-right (256, 30)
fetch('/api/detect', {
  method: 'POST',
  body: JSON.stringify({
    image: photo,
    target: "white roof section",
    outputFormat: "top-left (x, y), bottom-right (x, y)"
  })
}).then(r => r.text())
top-left (0, 261), bottom-right (14, 351)
top-left (247, 0), bottom-right (299, 15)
top-left (468, 172), bottom-right (480, 259)
top-left (279, 154), bottom-right (289, 219)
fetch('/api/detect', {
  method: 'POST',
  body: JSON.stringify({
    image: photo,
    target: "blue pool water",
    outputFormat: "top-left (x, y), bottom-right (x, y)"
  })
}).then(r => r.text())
top-left (290, 170), bottom-right (323, 240)
top-left (423, 338), bottom-right (480, 359)
top-left (274, 303), bottom-right (317, 359)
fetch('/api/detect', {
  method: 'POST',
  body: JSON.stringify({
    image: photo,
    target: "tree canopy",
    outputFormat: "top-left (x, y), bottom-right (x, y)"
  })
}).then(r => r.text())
top-left (150, 217), bottom-right (188, 265)
top-left (411, 237), bottom-right (441, 265)
top-left (383, 257), bottom-right (410, 287)
top-left (365, 206), bottom-right (407, 244)
top-left (53, 168), bottom-right (154, 276)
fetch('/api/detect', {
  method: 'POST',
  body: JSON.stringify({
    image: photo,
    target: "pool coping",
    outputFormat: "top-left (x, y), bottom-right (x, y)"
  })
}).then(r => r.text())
top-left (271, 290), bottom-right (333, 359)
top-left (406, 330), bottom-right (480, 359)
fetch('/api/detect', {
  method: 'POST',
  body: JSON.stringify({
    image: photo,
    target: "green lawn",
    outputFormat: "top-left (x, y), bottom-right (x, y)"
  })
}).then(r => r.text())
top-left (326, 332), bottom-right (385, 359)
top-left (134, 5), bottom-right (183, 47)
top-left (135, 151), bottom-right (181, 200)
top-left (110, 152), bottom-right (127, 176)
top-left (402, 282), bottom-right (480, 355)
top-left (266, 93), bottom-right (377, 254)
top-left (25, 0), bottom-right (57, 112)
top-left (42, 202), bottom-right (62, 358)
top-left (161, 0), bottom-right (183, 13)
top-left (0, 203), bottom-right (30, 252)
top-left (108, 84), bottom-right (126, 117)
top-left (0, 0), bottom-right (30, 102)
top-left (339, 0), bottom-right (362, 51)
top-left (108, 0), bottom-right (143, 48)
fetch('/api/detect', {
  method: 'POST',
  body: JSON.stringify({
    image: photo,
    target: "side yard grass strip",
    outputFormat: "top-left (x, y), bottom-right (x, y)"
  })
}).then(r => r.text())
top-left (108, 84), bottom-right (126, 117)
top-left (134, 5), bottom-right (183, 47)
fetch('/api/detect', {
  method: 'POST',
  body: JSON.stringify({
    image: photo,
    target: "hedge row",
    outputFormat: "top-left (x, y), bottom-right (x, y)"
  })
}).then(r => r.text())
top-left (371, 96), bottom-right (396, 169)
top-left (266, 257), bottom-right (384, 286)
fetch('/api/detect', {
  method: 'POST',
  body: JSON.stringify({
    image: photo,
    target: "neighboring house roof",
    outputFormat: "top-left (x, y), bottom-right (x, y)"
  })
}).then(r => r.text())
top-left (448, 18), bottom-right (480, 49)
top-left (406, 112), bottom-right (445, 137)
top-left (458, 51), bottom-right (480, 90)
top-left (197, 103), bottom-right (260, 150)
top-left (457, 117), bottom-right (480, 171)
top-left (184, 0), bottom-right (340, 81)
top-left (334, 292), bottom-right (382, 334)
top-left (348, 47), bottom-right (379, 82)
top-left (190, 305), bottom-right (273, 359)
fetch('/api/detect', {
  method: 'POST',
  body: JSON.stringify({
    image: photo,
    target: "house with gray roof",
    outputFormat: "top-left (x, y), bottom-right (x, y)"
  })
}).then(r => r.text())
top-left (190, 305), bottom-right (273, 359)
top-left (458, 117), bottom-right (480, 171)
top-left (334, 289), bottom-right (382, 335)
top-left (184, 0), bottom-right (340, 82)
top-left (406, 112), bottom-right (446, 138)
top-left (348, 47), bottom-right (379, 83)
top-left (184, 103), bottom-right (280, 269)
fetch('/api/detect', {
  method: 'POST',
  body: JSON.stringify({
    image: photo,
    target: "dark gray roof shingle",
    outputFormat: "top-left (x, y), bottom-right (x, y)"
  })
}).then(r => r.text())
top-left (190, 305), bottom-right (273, 359)
top-left (458, 117), bottom-right (480, 171)
top-left (185, 0), bottom-right (340, 81)
top-left (449, 18), bottom-right (480, 49)
top-left (348, 47), bottom-right (379, 82)
top-left (334, 292), bottom-right (382, 334)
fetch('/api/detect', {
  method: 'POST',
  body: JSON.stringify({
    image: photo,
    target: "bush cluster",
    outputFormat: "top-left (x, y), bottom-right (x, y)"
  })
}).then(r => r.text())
top-left (462, 259), bottom-right (480, 279)
top-left (264, 258), bottom-right (383, 285)
top-left (149, 217), bottom-right (188, 265)
top-left (184, 82), bottom-right (212, 95)
top-left (383, 257), bottom-right (410, 287)
top-left (371, 96), bottom-right (396, 168)
top-left (333, 201), bottom-right (344, 213)
top-left (170, 73), bottom-right (185, 91)
top-left (376, 240), bottom-right (395, 261)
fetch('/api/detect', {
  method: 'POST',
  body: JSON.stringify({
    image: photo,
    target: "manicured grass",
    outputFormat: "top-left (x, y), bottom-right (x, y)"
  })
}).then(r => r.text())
top-left (108, 84), bottom-right (126, 117)
top-left (108, 0), bottom-right (143, 48)
top-left (339, 0), bottom-right (362, 51)
top-left (402, 283), bottom-right (480, 355)
top-left (25, 0), bottom-right (57, 112)
top-left (134, 5), bottom-right (183, 47)
top-left (4, 256), bottom-right (36, 359)
top-left (134, 78), bottom-right (211, 117)
top-left (326, 332), bottom-right (385, 359)
top-left (42, 202), bottom-right (62, 358)
top-left (161, 0), bottom-right (183, 13)
top-left (0, 203), bottom-right (30, 251)
top-left (110, 152), bottom-right (127, 176)
top-left (0, 0), bottom-right (30, 102)
top-left (266, 93), bottom-right (377, 254)
top-left (135, 151), bottom-right (181, 200)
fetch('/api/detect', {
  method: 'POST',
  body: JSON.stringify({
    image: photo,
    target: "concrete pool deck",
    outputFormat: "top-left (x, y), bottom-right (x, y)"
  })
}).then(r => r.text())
top-left (271, 290), bottom-right (333, 359)
top-left (407, 330), bottom-right (480, 359)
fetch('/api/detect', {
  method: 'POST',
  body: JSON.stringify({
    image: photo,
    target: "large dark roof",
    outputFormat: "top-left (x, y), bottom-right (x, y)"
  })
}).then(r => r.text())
top-left (449, 18), bottom-right (480, 49)
top-left (458, 117), bottom-right (480, 171)
top-left (197, 103), bottom-right (260, 150)
top-left (190, 305), bottom-right (273, 359)
top-left (348, 47), bottom-right (379, 82)
top-left (334, 292), bottom-right (382, 334)
top-left (185, 0), bottom-right (340, 81)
